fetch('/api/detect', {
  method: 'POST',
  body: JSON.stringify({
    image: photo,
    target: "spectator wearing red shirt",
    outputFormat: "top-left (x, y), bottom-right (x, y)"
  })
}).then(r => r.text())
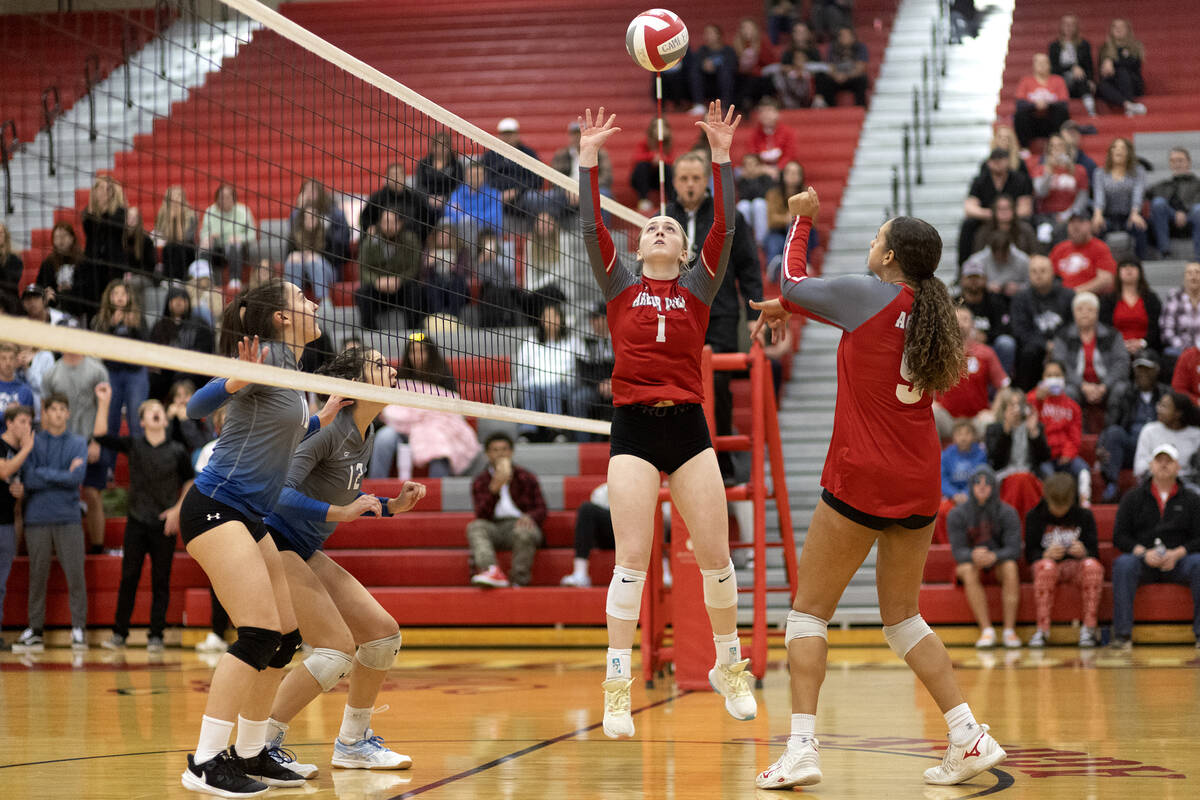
top-left (1031, 133), bottom-right (1089, 246)
top-left (467, 432), bottom-right (548, 588)
top-left (1027, 360), bottom-right (1092, 504)
top-left (630, 119), bottom-right (676, 215)
top-left (1013, 54), bottom-right (1071, 149)
top-left (733, 18), bottom-right (778, 108)
top-left (747, 97), bottom-right (798, 179)
top-left (934, 307), bottom-right (1010, 438)
top-left (1049, 213), bottom-right (1116, 294)
top-left (1099, 258), bottom-right (1163, 356)
top-left (1171, 346), bottom-right (1200, 403)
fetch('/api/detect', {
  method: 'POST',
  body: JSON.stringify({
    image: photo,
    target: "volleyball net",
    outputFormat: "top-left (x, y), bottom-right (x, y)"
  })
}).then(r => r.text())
top-left (2, 0), bottom-right (655, 436)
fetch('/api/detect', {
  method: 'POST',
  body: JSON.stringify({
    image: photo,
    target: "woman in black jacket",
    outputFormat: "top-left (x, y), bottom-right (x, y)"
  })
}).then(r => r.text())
top-left (148, 286), bottom-right (215, 399)
top-left (1048, 14), bottom-right (1096, 116)
top-left (81, 175), bottom-right (128, 321)
top-left (985, 388), bottom-right (1053, 476)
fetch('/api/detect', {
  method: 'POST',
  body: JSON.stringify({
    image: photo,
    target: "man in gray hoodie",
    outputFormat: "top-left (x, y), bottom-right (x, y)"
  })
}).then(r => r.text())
top-left (947, 465), bottom-right (1024, 649)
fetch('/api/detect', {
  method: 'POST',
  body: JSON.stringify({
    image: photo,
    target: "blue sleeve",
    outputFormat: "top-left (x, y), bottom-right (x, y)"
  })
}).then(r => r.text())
top-left (188, 378), bottom-right (231, 419)
top-left (303, 415), bottom-right (321, 440)
top-left (357, 492), bottom-right (393, 517)
top-left (275, 486), bottom-right (331, 522)
top-left (30, 438), bottom-right (88, 489)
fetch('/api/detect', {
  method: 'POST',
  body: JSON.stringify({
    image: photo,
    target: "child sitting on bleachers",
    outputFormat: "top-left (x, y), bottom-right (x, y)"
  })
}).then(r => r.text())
top-left (942, 421), bottom-right (987, 505)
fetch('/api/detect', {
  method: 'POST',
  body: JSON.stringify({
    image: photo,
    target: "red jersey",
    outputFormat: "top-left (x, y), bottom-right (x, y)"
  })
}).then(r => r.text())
top-left (778, 217), bottom-right (942, 518)
top-left (1171, 346), bottom-right (1200, 403)
top-left (937, 341), bottom-right (1008, 418)
top-left (1027, 390), bottom-right (1081, 461)
top-left (580, 162), bottom-right (733, 406)
top-left (1016, 75), bottom-right (1069, 105)
top-left (1050, 237), bottom-right (1116, 289)
top-left (1031, 161), bottom-right (1089, 215)
top-left (1111, 295), bottom-right (1149, 341)
top-left (748, 123), bottom-right (799, 170)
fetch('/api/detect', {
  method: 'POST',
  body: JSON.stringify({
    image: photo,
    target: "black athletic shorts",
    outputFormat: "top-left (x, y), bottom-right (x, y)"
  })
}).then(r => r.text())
top-left (609, 403), bottom-right (713, 475)
top-left (822, 489), bottom-right (938, 532)
top-left (179, 487), bottom-right (268, 545)
top-left (267, 524), bottom-right (321, 562)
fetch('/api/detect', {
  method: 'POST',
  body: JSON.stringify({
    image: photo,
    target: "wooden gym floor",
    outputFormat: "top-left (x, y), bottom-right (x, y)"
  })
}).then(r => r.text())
top-left (1, 641), bottom-right (1197, 799)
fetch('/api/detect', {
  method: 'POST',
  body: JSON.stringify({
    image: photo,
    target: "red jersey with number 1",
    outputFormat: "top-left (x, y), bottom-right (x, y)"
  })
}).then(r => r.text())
top-left (778, 217), bottom-right (942, 518)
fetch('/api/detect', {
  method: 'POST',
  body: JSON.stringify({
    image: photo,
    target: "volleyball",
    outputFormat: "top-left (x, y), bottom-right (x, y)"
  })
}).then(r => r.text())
top-left (625, 9), bottom-right (689, 72)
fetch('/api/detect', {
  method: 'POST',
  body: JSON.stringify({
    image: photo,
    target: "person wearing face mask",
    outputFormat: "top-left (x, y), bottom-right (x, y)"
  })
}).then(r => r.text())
top-left (1028, 359), bottom-right (1092, 505)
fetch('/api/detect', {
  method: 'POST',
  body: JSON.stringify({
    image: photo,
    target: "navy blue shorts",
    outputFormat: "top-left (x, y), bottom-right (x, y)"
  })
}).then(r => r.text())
top-left (83, 459), bottom-right (107, 490)
top-left (609, 403), bottom-right (713, 475)
top-left (267, 524), bottom-right (321, 562)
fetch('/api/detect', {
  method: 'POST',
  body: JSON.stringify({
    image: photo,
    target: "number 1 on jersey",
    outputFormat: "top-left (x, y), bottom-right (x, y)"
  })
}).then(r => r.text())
top-left (656, 314), bottom-right (666, 343)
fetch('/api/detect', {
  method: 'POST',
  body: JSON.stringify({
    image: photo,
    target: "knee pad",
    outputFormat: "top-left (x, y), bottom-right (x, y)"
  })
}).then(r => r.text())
top-left (605, 566), bottom-right (646, 621)
top-left (355, 631), bottom-right (402, 671)
top-left (785, 610), bottom-right (828, 644)
top-left (883, 614), bottom-right (933, 659)
top-left (227, 626), bottom-right (282, 671)
top-left (303, 647), bottom-right (353, 691)
top-left (267, 629), bottom-right (303, 669)
top-left (700, 560), bottom-right (738, 609)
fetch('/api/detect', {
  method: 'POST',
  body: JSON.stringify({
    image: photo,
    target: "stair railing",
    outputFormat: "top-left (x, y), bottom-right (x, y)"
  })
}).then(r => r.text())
top-left (1, 121), bottom-right (17, 215)
top-left (85, 54), bottom-right (101, 142)
top-left (41, 88), bottom-right (61, 177)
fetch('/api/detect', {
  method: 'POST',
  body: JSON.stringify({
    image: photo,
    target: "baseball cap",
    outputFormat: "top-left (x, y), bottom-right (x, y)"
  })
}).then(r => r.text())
top-left (21, 283), bottom-right (43, 298)
top-left (988, 147), bottom-right (1010, 161)
top-left (188, 259), bottom-right (212, 280)
top-left (1151, 443), bottom-right (1179, 462)
top-left (497, 117), bottom-right (520, 133)
top-left (1132, 350), bottom-right (1159, 369)
top-left (961, 260), bottom-right (986, 278)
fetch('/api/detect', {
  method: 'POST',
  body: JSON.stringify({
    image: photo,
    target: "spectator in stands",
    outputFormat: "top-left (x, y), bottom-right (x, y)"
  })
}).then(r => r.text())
top-left (422, 222), bottom-right (470, 320)
top-left (165, 379), bottom-right (214, 455)
top-left (1148, 148), bottom-right (1200, 260)
top-left (20, 283), bottom-right (73, 328)
top-left (1059, 120), bottom-right (1098, 180)
top-left (15, 344), bottom-right (53, 420)
top-left (570, 302), bottom-right (615, 432)
top-left (42, 350), bottom-right (107, 553)
top-left (0, 223), bottom-right (23, 303)
top-left (0, 343), bottom-right (35, 434)
top-left (289, 178), bottom-right (349, 265)
top-left (956, 259), bottom-right (1017, 372)
top-left (1053, 291), bottom-right (1131, 429)
top-left (514, 303), bottom-right (580, 443)
top-left (1161, 262), bottom-right (1200, 363)
top-left (467, 432), bottom-right (547, 588)
top-left (355, 208), bottom-right (423, 331)
top-left (989, 126), bottom-right (1029, 177)
top-left (942, 421), bottom-right (987, 504)
top-left (11, 394), bottom-right (89, 654)
top-left (80, 175), bottom-right (128, 321)
top-left (688, 24), bottom-right (738, 113)
top-left (120, 207), bottom-right (156, 288)
top-left (368, 334), bottom-right (450, 480)
top-left (986, 387), bottom-right (1051, 478)
top-left (153, 186), bottom-right (197, 283)
top-left (1132, 391), bottom-right (1200, 484)
top-left (773, 21), bottom-right (819, 108)
top-left (1024, 472), bottom-right (1103, 647)
top-left (148, 287), bottom-right (215, 399)
top-left (1049, 212), bottom-right (1116, 294)
top-left (417, 131), bottom-right (465, 220)
top-left (483, 118), bottom-right (543, 217)
top-left (736, 154), bottom-right (774, 249)
top-left (283, 205), bottom-right (336, 302)
top-left (443, 162), bottom-right (505, 240)
top-left (960, 149), bottom-right (1034, 267)
top-left (1100, 258), bottom-right (1162, 356)
top-left (91, 280), bottom-right (150, 442)
top-left (733, 18), bottom-right (778, 107)
top-left (948, 465), bottom-right (1024, 649)
top-left (1097, 350), bottom-right (1170, 502)
top-left (93, 384), bottom-right (193, 652)
top-left (1031, 133), bottom-right (1091, 248)
top-left (551, 121), bottom-right (612, 217)
top-left (1173, 344), bottom-right (1200, 404)
top-left (765, 160), bottom-right (817, 279)
top-left (469, 229), bottom-right (520, 327)
top-left (1028, 360), bottom-right (1091, 501)
top-left (811, 0), bottom-right (855, 40)
top-left (1014, 53), bottom-right (1071, 149)
top-left (36, 222), bottom-right (87, 320)
top-left (814, 26), bottom-right (869, 108)
top-left (199, 182), bottom-right (256, 285)
top-left (360, 162), bottom-right (435, 243)
top-left (0, 403), bottom-right (34, 651)
top-left (766, 1), bottom-right (796, 45)
top-left (184, 260), bottom-right (222, 328)
top-left (962, 230), bottom-right (1030, 301)
top-left (560, 482), bottom-right (614, 587)
top-left (748, 97), bottom-right (798, 182)
top-left (972, 194), bottom-right (1037, 259)
top-left (1092, 137), bottom-right (1149, 259)
top-left (1049, 14), bottom-right (1098, 117)
top-left (523, 211), bottom-right (584, 313)
top-left (631, 119), bottom-right (675, 215)
top-left (934, 306), bottom-right (1009, 438)
top-left (1110, 443), bottom-right (1200, 651)
top-left (1096, 18), bottom-right (1146, 117)
top-left (950, 0), bottom-right (980, 43)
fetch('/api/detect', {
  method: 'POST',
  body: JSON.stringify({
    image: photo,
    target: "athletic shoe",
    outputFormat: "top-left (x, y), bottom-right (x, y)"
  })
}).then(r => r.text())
top-left (601, 677), bottom-right (635, 738)
top-left (708, 658), bottom-right (757, 720)
top-left (196, 632), bottom-right (228, 653)
top-left (13, 629), bottom-right (43, 653)
top-left (755, 738), bottom-right (821, 789)
top-left (1109, 635), bottom-right (1132, 652)
top-left (147, 635), bottom-right (165, 653)
top-left (332, 731), bottom-right (413, 769)
top-left (181, 751), bottom-right (268, 797)
top-left (1078, 627), bottom-right (1097, 648)
top-left (974, 627), bottom-right (997, 649)
top-left (71, 627), bottom-right (88, 651)
top-left (1027, 629), bottom-right (1047, 648)
top-left (265, 745), bottom-right (317, 779)
top-left (471, 565), bottom-right (510, 588)
top-left (560, 572), bottom-right (591, 587)
top-left (231, 747), bottom-right (306, 787)
top-left (1001, 629), bottom-right (1021, 649)
top-left (101, 633), bottom-right (126, 650)
top-left (924, 724), bottom-right (1006, 785)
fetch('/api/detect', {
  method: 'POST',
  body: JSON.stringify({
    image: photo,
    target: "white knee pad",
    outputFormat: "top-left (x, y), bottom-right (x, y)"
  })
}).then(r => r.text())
top-left (785, 610), bottom-right (828, 643)
top-left (605, 566), bottom-right (646, 621)
top-left (303, 647), bottom-right (353, 692)
top-left (700, 560), bottom-right (738, 609)
top-left (883, 614), bottom-right (933, 658)
top-left (355, 631), bottom-right (402, 671)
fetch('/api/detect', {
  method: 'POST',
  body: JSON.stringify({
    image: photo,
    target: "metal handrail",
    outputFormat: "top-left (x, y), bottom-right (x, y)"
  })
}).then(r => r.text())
top-left (41, 88), bottom-right (61, 177)
top-left (85, 54), bottom-right (101, 142)
top-left (121, 22), bottom-right (134, 108)
top-left (1, 120), bottom-right (17, 215)
top-left (157, 0), bottom-right (173, 77)
top-left (901, 125), bottom-right (913, 217)
top-left (911, 88), bottom-right (923, 185)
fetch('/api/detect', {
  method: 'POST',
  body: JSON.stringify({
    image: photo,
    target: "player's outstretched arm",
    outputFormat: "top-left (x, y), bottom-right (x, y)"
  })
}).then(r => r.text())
top-left (387, 481), bottom-right (427, 515)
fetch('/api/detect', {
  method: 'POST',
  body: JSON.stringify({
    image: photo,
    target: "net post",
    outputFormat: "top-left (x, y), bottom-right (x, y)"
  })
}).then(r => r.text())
top-left (656, 71), bottom-right (666, 216)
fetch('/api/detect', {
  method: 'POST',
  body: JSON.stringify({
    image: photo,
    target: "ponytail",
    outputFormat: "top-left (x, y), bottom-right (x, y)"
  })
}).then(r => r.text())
top-left (904, 276), bottom-right (965, 394)
top-left (218, 278), bottom-right (287, 356)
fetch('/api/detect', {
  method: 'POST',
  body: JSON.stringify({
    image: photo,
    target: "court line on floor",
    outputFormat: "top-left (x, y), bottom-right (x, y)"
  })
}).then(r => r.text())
top-left (389, 690), bottom-right (691, 799)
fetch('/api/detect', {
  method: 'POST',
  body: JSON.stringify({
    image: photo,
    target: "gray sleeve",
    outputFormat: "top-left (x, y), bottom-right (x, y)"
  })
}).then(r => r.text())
top-left (781, 274), bottom-right (903, 332)
top-left (285, 421), bottom-right (339, 489)
top-left (681, 162), bottom-right (737, 305)
top-left (579, 165), bottom-right (636, 302)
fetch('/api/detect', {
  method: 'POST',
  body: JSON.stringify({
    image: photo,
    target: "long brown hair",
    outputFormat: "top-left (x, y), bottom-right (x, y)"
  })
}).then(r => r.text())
top-left (1104, 137), bottom-right (1135, 173)
top-left (0, 222), bottom-right (11, 262)
top-left (155, 185), bottom-right (196, 243)
top-left (289, 205), bottom-right (326, 253)
top-left (46, 221), bottom-right (84, 267)
top-left (887, 217), bottom-right (965, 394)
top-left (86, 175), bottom-right (126, 217)
top-left (92, 279), bottom-right (143, 333)
top-left (123, 207), bottom-right (150, 262)
top-left (218, 278), bottom-right (288, 356)
top-left (1100, 18), bottom-right (1144, 63)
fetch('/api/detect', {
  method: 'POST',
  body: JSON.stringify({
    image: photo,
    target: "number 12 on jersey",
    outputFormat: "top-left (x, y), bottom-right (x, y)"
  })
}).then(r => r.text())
top-left (656, 314), bottom-right (666, 343)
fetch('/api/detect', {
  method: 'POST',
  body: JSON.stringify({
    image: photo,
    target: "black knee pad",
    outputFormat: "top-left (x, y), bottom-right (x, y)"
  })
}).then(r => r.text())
top-left (267, 629), bottom-right (303, 669)
top-left (227, 626), bottom-right (282, 671)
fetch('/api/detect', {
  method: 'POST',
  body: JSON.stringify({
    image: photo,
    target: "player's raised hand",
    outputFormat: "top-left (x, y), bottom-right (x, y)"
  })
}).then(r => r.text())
top-left (788, 186), bottom-right (819, 221)
top-left (317, 394), bottom-right (354, 428)
top-left (578, 107), bottom-right (622, 165)
top-left (389, 481), bottom-right (427, 515)
top-left (749, 298), bottom-right (791, 344)
top-left (236, 335), bottom-right (269, 364)
top-left (695, 100), bottom-right (741, 162)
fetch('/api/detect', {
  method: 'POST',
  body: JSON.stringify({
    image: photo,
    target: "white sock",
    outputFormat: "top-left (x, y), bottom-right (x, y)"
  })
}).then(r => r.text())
top-left (788, 713), bottom-right (816, 748)
top-left (1083, 94), bottom-right (1096, 114)
top-left (944, 702), bottom-right (979, 746)
top-left (266, 718), bottom-right (288, 749)
top-left (338, 705), bottom-right (373, 745)
top-left (234, 715), bottom-right (268, 758)
top-left (605, 647), bottom-right (632, 680)
top-left (713, 631), bottom-right (741, 666)
top-left (572, 557), bottom-right (588, 578)
top-left (195, 715), bottom-right (235, 764)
